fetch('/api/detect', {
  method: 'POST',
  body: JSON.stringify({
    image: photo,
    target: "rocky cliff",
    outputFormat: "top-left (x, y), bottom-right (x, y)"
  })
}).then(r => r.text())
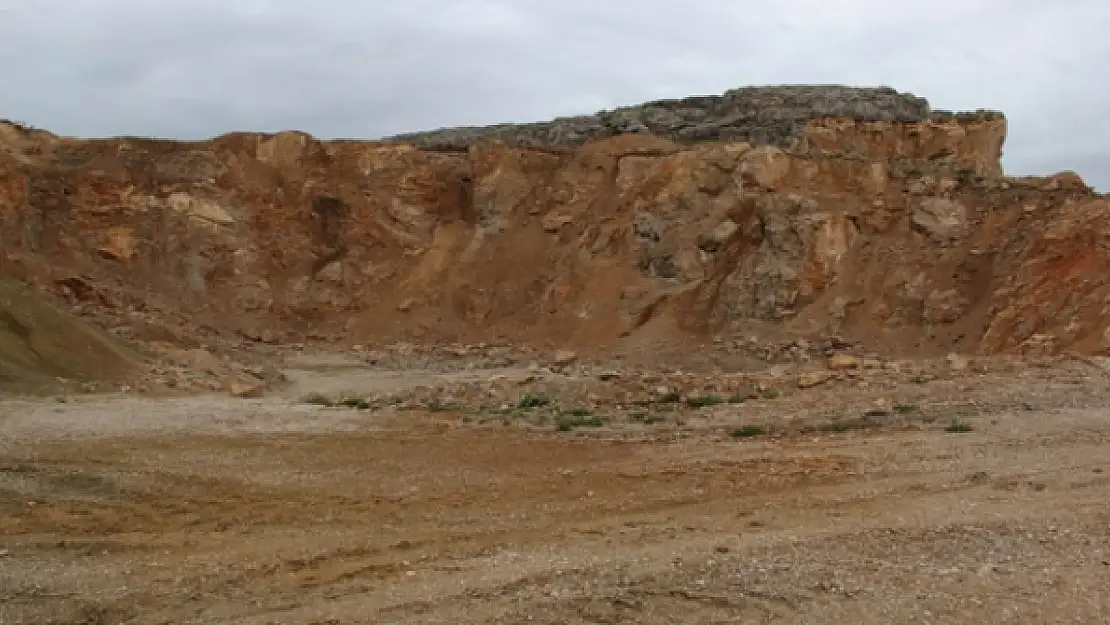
top-left (1, 85), bottom-right (1106, 358)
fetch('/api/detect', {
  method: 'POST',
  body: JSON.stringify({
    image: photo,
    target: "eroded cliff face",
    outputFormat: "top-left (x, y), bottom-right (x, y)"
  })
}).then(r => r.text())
top-left (0, 86), bottom-right (1105, 356)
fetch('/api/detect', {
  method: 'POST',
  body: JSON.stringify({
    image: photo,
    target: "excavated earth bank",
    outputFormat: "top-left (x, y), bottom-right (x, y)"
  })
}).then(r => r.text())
top-left (0, 84), bottom-right (1106, 375)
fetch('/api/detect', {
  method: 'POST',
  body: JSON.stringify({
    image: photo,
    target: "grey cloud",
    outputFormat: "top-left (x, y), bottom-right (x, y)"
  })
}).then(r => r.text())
top-left (0, 0), bottom-right (1107, 189)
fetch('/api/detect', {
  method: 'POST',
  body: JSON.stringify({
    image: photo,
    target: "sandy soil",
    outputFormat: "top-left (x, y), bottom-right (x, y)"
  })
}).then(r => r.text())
top-left (2, 358), bottom-right (1109, 624)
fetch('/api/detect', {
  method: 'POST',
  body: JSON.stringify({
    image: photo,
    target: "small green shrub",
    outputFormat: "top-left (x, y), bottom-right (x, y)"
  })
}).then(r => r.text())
top-left (809, 415), bottom-right (879, 433)
top-left (555, 415), bottom-right (605, 431)
top-left (302, 393), bottom-right (334, 407)
top-left (730, 426), bottom-right (766, 438)
top-left (338, 396), bottom-right (373, 410)
top-left (657, 392), bottom-right (681, 404)
top-left (686, 395), bottom-right (724, 408)
top-left (727, 395), bottom-right (748, 405)
top-left (945, 421), bottom-right (974, 433)
top-left (761, 389), bottom-right (780, 400)
top-left (518, 393), bottom-right (550, 409)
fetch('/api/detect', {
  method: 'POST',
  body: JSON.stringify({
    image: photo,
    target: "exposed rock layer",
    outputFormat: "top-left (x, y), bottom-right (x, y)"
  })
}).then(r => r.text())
top-left (0, 86), bottom-right (1105, 357)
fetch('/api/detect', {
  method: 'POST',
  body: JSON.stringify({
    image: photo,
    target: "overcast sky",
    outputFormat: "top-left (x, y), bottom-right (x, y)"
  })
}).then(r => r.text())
top-left (1, 0), bottom-right (1107, 189)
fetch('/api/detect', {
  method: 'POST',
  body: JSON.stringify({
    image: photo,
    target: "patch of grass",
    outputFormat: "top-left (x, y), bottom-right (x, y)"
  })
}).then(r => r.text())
top-left (632, 412), bottom-right (666, 425)
top-left (517, 392), bottom-right (550, 409)
top-left (863, 408), bottom-right (890, 418)
top-left (564, 407), bottom-right (593, 417)
top-left (686, 395), bottom-right (724, 408)
top-left (807, 414), bottom-right (880, 433)
top-left (428, 401), bottom-right (463, 412)
top-left (727, 394), bottom-right (748, 405)
top-left (966, 470), bottom-right (990, 484)
top-left (338, 396), bottom-right (373, 410)
top-left (302, 392), bottom-right (334, 407)
top-left (657, 391), bottom-right (681, 404)
top-left (761, 389), bottom-right (780, 400)
top-left (945, 421), bottom-right (974, 433)
top-left (730, 425), bottom-right (766, 438)
top-left (555, 414), bottom-right (605, 431)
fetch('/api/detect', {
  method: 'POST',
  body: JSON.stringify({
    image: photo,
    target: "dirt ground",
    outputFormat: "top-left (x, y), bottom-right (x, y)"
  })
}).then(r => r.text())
top-left (2, 356), bottom-right (1110, 624)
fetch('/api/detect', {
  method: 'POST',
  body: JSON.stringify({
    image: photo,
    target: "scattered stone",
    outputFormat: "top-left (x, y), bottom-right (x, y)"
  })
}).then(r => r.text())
top-left (229, 377), bottom-right (266, 398)
top-left (798, 371), bottom-right (835, 389)
top-left (827, 354), bottom-right (862, 371)
top-left (946, 353), bottom-right (971, 371)
top-left (552, 350), bottom-right (578, 367)
top-left (911, 197), bottom-right (970, 244)
top-left (542, 213), bottom-right (574, 232)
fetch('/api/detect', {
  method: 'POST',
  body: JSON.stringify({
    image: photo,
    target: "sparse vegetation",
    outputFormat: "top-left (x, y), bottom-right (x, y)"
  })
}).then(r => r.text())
top-left (945, 421), bottom-right (974, 433)
top-left (761, 389), bottom-right (780, 400)
top-left (893, 403), bottom-right (919, 414)
top-left (564, 407), bottom-right (593, 417)
top-left (631, 412), bottom-right (666, 425)
top-left (730, 425), bottom-right (766, 438)
top-left (428, 401), bottom-right (463, 412)
top-left (555, 414), bottom-right (605, 431)
top-left (657, 392), bottom-right (681, 404)
top-left (338, 396), bottom-right (373, 410)
top-left (302, 392), bottom-right (334, 407)
top-left (518, 392), bottom-right (551, 409)
top-left (686, 395), bottom-right (724, 408)
top-left (727, 394), bottom-right (748, 404)
top-left (807, 414), bottom-right (880, 433)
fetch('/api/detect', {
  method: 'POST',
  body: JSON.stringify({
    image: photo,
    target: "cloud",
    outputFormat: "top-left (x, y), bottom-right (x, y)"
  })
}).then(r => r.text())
top-left (0, 0), bottom-right (1107, 189)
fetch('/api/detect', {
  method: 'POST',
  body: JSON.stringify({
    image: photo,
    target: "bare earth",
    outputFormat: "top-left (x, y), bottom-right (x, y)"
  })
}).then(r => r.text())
top-left (2, 358), bottom-right (1109, 624)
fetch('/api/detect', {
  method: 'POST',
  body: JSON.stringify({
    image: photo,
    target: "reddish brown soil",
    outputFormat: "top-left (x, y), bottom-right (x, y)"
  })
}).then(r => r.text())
top-left (2, 357), bottom-right (1109, 623)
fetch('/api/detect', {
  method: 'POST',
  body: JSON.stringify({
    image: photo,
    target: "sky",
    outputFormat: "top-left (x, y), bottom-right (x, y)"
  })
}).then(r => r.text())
top-left (0, 0), bottom-right (1107, 190)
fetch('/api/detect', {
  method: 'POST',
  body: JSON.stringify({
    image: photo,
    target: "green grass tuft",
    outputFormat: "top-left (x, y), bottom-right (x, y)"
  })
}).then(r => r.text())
top-left (338, 396), bottom-right (373, 410)
top-left (302, 392), bottom-right (334, 407)
top-left (686, 395), bottom-right (724, 408)
top-left (517, 392), bottom-right (550, 409)
top-left (730, 426), bottom-right (766, 438)
top-left (555, 414), bottom-right (605, 431)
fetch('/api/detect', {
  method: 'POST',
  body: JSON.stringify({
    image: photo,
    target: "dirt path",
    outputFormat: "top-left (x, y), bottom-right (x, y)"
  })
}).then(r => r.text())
top-left (2, 361), bottom-right (1109, 624)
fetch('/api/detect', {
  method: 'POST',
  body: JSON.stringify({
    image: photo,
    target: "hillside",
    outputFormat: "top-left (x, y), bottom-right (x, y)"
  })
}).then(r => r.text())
top-left (0, 277), bottom-right (138, 393)
top-left (1, 85), bottom-right (1106, 359)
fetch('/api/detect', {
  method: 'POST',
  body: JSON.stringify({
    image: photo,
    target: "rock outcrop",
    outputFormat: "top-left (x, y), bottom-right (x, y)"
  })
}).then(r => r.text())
top-left (0, 85), bottom-right (1105, 357)
top-left (391, 85), bottom-right (1007, 176)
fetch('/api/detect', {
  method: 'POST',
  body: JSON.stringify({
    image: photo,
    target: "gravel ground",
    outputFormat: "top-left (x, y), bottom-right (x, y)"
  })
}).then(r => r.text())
top-left (1, 357), bottom-right (1109, 624)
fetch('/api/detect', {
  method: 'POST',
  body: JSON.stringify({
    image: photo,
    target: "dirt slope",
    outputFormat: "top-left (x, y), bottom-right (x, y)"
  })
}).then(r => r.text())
top-left (0, 277), bottom-right (138, 393)
top-left (0, 86), bottom-right (1106, 357)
